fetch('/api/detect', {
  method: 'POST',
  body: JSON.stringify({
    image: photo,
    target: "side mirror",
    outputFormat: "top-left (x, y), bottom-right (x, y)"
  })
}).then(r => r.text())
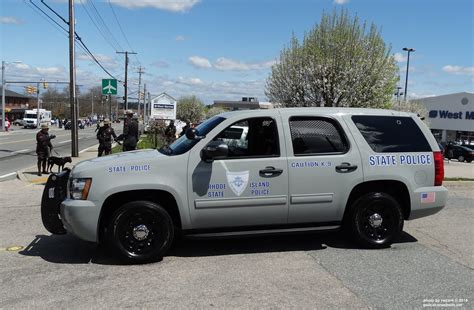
top-left (185, 127), bottom-right (196, 140)
top-left (201, 141), bottom-right (229, 162)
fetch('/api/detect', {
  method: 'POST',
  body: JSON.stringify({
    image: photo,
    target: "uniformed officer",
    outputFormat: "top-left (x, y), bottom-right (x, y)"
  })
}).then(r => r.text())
top-left (119, 110), bottom-right (139, 151)
top-left (179, 121), bottom-right (191, 137)
top-left (36, 123), bottom-right (56, 176)
top-left (97, 119), bottom-right (117, 157)
top-left (164, 120), bottom-right (177, 145)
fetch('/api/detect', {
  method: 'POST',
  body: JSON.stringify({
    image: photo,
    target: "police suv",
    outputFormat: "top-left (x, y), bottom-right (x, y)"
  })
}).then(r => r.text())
top-left (41, 108), bottom-right (447, 263)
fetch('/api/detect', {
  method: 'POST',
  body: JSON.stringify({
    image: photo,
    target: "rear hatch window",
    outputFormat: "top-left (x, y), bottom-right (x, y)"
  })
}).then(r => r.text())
top-left (352, 115), bottom-right (431, 152)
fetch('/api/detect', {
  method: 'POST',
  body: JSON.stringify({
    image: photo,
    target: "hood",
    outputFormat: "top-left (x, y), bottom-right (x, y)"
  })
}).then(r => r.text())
top-left (73, 149), bottom-right (163, 175)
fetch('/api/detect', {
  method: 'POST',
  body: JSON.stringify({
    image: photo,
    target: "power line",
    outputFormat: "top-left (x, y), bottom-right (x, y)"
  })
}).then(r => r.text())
top-left (88, 0), bottom-right (124, 51)
top-left (78, 0), bottom-right (122, 52)
top-left (107, 0), bottom-right (140, 65)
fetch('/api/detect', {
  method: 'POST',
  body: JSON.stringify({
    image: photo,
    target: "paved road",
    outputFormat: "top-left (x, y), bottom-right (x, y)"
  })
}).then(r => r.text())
top-left (0, 180), bottom-right (472, 308)
top-left (0, 124), bottom-right (122, 179)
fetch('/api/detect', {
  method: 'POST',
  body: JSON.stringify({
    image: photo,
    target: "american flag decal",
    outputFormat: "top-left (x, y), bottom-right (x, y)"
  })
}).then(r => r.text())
top-left (421, 192), bottom-right (436, 203)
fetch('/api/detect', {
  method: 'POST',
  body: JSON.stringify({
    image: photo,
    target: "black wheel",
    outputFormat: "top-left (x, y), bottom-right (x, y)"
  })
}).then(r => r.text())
top-left (467, 159), bottom-right (472, 163)
top-left (458, 155), bottom-right (465, 162)
top-left (349, 192), bottom-right (404, 249)
top-left (108, 201), bottom-right (174, 263)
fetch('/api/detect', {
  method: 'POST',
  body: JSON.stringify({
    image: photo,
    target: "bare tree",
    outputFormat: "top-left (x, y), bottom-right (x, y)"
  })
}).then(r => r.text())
top-left (266, 9), bottom-right (399, 108)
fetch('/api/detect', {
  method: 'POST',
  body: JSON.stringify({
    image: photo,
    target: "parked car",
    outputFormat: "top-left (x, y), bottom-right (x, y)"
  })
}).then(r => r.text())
top-left (41, 108), bottom-right (448, 264)
top-left (12, 119), bottom-right (25, 126)
top-left (446, 145), bottom-right (474, 163)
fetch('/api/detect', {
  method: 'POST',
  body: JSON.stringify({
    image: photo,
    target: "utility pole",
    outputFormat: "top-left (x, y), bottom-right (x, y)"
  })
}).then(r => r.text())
top-left (69, 0), bottom-right (78, 157)
top-left (91, 92), bottom-right (94, 116)
top-left (36, 82), bottom-right (40, 128)
top-left (137, 66), bottom-right (144, 119)
top-left (143, 83), bottom-right (147, 124)
top-left (116, 51), bottom-right (137, 111)
top-left (1, 62), bottom-right (5, 132)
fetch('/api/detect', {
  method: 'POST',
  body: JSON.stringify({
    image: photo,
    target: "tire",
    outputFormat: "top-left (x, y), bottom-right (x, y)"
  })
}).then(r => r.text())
top-left (348, 192), bottom-right (404, 249)
top-left (458, 155), bottom-right (465, 162)
top-left (108, 200), bottom-right (174, 264)
top-left (467, 159), bottom-right (472, 163)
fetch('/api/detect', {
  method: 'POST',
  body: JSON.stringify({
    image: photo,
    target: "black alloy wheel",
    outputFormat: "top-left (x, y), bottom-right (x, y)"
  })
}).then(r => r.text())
top-left (349, 192), bottom-right (404, 249)
top-left (109, 201), bottom-right (174, 264)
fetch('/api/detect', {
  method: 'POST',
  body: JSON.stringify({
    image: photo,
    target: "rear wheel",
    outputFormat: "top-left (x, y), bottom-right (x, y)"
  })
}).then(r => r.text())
top-left (108, 200), bottom-right (174, 264)
top-left (348, 192), bottom-right (404, 249)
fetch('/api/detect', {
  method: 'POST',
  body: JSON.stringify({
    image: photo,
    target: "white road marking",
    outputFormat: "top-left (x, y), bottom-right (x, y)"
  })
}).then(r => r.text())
top-left (13, 149), bottom-right (32, 154)
top-left (0, 172), bottom-right (16, 179)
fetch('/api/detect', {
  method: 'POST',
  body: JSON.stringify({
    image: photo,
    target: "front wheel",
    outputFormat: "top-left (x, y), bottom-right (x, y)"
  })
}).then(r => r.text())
top-left (348, 192), bottom-right (404, 249)
top-left (458, 155), bottom-right (465, 162)
top-left (108, 201), bottom-right (174, 264)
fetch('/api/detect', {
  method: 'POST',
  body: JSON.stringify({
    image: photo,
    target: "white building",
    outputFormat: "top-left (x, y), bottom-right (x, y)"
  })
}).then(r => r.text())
top-left (416, 92), bottom-right (474, 143)
top-left (149, 92), bottom-right (177, 120)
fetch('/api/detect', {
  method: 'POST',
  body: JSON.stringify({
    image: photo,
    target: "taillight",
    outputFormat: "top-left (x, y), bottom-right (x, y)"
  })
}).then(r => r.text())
top-left (433, 151), bottom-right (444, 186)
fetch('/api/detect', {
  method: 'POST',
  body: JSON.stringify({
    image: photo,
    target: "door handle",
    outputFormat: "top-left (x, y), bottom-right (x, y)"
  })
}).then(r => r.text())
top-left (259, 166), bottom-right (283, 177)
top-left (335, 162), bottom-right (358, 173)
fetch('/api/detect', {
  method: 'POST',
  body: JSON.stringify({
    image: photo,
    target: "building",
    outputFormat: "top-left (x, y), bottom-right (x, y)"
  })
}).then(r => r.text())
top-left (149, 92), bottom-right (177, 120)
top-left (213, 97), bottom-right (273, 110)
top-left (0, 87), bottom-right (36, 121)
top-left (416, 92), bottom-right (474, 144)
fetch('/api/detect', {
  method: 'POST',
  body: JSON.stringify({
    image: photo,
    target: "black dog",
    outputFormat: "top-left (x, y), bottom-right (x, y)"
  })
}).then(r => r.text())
top-left (47, 156), bottom-right (72, 173)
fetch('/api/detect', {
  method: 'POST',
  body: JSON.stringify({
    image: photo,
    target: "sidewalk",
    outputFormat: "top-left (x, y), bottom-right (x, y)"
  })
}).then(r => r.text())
top-left (18, 144), bottom-right (98, 185)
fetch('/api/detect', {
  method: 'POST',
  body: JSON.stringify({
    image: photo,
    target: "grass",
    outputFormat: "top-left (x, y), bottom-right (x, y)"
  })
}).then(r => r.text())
top-left (444, 177), bottom-right (474, 181)
top-left (112, 133), bottom-right (165, 154)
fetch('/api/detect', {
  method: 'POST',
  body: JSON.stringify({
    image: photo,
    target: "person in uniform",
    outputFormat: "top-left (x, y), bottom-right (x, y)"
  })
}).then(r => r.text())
top-left (179, 121), bottom-right (191, 137)
top-left (119, 110), bottom-right (139, 151)
top-left (36, 123), bottom-right (56, 176)
top-left (97, 118), bottom-right (117, 156)
top-left (164, 120), bottom-right (177, 145)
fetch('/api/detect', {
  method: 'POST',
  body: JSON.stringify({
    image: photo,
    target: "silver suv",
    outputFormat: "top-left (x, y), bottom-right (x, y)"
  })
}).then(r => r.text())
top-left (41, 108), bottom-right (447, 263)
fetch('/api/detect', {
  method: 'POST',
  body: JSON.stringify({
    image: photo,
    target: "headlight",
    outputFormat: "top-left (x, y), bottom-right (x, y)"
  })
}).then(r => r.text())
top-left (70, 178), bottom-right (92, 200)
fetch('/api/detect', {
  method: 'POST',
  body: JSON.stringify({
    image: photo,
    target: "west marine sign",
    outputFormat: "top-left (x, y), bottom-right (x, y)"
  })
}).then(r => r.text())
top-left (429, 110), bottom-right (474, 120)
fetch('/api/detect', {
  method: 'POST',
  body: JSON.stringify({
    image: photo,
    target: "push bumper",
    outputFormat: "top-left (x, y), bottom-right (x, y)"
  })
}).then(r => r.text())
top-left (41, 170), bottom-right (70, 235)
top-left (409, 186), bottom-right (448, 220)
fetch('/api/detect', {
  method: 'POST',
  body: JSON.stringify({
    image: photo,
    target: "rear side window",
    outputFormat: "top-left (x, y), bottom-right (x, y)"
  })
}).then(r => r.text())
top-left (289, 117), bottom-right (349, 155)
top-left (352, 116), bottom-right (431, 153)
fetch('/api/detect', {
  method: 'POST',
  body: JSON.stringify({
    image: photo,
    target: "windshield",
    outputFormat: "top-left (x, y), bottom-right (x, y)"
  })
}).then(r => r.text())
top-left (159, 116), bottom-right (226, 156)
top-left (25, 114), bottom-right (37, 119)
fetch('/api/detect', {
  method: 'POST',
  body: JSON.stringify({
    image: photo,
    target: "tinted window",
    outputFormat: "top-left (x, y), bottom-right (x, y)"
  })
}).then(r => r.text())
top-left (289, 117), bottom-right (349, 155)
top-left (213, 117), bottom-right (279, 158)
top-left (352, 116), bottom-right (431, 153)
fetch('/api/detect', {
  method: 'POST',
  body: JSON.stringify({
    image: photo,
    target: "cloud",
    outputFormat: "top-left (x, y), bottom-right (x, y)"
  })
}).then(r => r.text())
top-left (177, 76), bottom-right (204, 85)
top-left (214, 58), bottom-right (275, 71)
top-left (333, 0), bottom-right (350, 4)
top-left (77, 53), bottom-right (120, 70)
top-left (188, 56), bottom-right (276, 71)
top-left (108, 0), bottom-right (200, 12)
top-left (442, 65), bottom-right (474, 75)
top-left (394, 53), bottom-right (407, 63)
top-left (175, 35), bottom-right (185, 41)
top-left (188, 56), bottom-right (212, 68)
top-left (0, 16), bottom-right (22, 24)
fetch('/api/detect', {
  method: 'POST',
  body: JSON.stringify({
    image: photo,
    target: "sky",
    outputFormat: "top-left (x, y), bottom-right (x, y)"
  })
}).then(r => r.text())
top-left (1, 0), bottom-right (473, 104)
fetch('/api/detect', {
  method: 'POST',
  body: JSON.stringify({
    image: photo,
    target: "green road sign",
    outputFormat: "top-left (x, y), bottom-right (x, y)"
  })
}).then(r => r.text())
top-left (102, 79), bottom-right (117, 95)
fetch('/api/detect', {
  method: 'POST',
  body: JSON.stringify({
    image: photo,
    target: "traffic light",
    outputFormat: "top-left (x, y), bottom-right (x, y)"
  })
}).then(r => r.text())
top-left (43, 82), bottom-right (48, 89)
top-left (26, 86), bottom-right (33, 94)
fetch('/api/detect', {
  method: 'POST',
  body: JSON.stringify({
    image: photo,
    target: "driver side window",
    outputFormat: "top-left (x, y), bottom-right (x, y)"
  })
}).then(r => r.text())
top-left (214, 117), bottom-right (279, 158)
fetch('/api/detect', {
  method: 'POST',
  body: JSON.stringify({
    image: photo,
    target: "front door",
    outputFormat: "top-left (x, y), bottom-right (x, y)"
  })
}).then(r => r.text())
top-left (187, 116), bottom-right (289, 229)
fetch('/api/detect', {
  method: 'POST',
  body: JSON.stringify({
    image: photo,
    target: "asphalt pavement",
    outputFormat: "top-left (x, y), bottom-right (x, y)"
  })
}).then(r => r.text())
top-left (0, 179), bottom-right (472, 308)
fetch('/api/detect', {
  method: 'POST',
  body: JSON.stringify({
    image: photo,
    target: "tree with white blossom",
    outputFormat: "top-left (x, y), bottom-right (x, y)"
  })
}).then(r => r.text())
top-left (266, 10), bottom-right (399, 108)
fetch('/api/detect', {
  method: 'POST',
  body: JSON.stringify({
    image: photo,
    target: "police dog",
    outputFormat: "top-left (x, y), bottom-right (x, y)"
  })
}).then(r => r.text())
top-left (47, 156), bottom-right (72, 173)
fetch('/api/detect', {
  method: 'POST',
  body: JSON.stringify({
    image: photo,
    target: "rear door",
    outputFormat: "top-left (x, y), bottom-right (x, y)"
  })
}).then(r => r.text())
top-left (281, 112), bottom-right (364, 224)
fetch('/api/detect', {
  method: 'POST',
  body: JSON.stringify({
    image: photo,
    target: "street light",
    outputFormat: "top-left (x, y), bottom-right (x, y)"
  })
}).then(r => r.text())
top-left (402, 47), bottom-right (415, 101)
top-left (1, 60), bottom-right (22, 132)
